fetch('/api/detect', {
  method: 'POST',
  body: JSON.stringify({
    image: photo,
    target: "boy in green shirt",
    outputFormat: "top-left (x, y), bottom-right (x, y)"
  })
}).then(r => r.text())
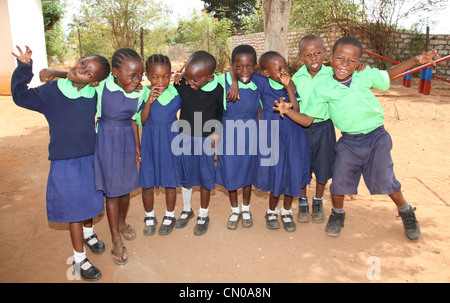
top-left (291, 34), bottom-right (335, 224)
top-left (274, 36), bottom-right (438, 241)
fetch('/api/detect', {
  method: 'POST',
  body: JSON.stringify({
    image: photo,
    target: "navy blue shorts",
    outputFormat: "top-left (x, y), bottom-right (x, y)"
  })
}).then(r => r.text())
top-left (302, 119), bottom-right (336, 184)
top-left (330, 126), bottom-right (401, 195)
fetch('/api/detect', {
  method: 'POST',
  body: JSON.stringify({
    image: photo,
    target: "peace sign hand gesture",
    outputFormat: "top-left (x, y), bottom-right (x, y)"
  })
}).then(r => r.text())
top-left (12, 45), bottom-right (32, 65)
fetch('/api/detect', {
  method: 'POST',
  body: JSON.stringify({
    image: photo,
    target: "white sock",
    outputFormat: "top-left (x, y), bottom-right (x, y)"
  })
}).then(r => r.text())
top-left (241, 204), bottom-right (251, 220)
top-left (197, 207), bottom-right (209, 224)
top-left (83, 226), bottom-right (94, 240)
top-left (163, 210), bottom-right (175, 225)
top-left (73, 248), bottom-right (86, 264)
top-left (145, 211), bottom-right (156, 226)
top-left (281, 207), bottom-right (293, 223)
top-left (229, 206), bottom-right (240, 221)
top-left (266, 208), bottom-right (278, 220)
top-left (182, 187), bottom-right (192, 212)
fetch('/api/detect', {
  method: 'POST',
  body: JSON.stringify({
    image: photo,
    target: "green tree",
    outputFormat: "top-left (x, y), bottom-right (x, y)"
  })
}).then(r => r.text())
top-left (79, 0), bottom-right (169, 50)
top-left (42, 0), bottom-right (69, 63)
top-left (203, 0), bottom-right (257, 30)
top-left (173, 10), bottom-right (232, 72)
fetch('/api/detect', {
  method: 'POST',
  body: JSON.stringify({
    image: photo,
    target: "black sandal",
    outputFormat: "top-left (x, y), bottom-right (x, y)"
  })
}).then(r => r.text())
top-left (73, 258), bottom-right (102, 282)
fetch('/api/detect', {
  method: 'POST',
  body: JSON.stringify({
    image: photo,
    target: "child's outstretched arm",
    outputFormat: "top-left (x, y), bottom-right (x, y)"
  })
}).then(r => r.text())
top-left (387, 49), bottom-right (439, 79)
top-left (273, 97), bottom-right (314, 127)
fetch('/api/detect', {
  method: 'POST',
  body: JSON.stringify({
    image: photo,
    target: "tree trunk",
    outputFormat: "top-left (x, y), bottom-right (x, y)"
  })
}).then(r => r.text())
top-left (262, 0), bottom-right (292, 62)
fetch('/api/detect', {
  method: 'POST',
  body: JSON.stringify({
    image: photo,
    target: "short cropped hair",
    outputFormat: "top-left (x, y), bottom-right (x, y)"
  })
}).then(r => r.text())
top-left (186, 50), bottom-right (216, 75)
top-left (231, 44), bottom-right (257, 64)
top-left (298, 34), bottom-right (324, 50)
top-left (332, 36), bottom-right (363, 56)
top-left (259, 51), bottom-right (283, 71)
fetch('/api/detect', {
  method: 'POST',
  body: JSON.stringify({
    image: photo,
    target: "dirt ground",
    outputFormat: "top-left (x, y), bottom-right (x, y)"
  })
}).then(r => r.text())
top-left (1, 78), bottom-right (449, 284)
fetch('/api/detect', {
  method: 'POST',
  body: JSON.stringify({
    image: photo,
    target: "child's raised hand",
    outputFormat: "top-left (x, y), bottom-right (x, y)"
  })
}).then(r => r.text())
top-left (273, 97), bottom-right (292, 117)
top-left (415, 49), bottom-right (439, 66)
top-left (12, 45), bottom-right (32, 65)
top-left (39, 68), bottom-right (55, 82)
top-left (279, 71), bottom-right (291, 87)
top-left (147, 86), bottom-right (162, 104)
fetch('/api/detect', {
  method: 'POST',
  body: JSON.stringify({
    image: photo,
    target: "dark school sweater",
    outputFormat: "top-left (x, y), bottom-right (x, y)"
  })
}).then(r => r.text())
top-left (174, 78), bottom-right (224, 137)
top-left (11, 60), bottom-right (98, 160)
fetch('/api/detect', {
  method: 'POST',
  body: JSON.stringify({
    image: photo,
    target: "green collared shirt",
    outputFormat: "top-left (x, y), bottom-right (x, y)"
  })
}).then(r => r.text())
top-left (291, 65), bottom-right (333, 123)
top-left (305, 66), bottom-right (390, 134)
top-left (135, 84), bottom-right (179, 126)
top-left (57, 78), bottom-right (96, 99)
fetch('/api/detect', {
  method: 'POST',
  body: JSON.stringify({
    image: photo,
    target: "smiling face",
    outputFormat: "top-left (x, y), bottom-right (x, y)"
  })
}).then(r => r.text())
top-left (330, 43), bottom-right (361, 80)
top-left (261, 54), bottom-right (288, 83)
top-left (299, 38), bottom-right (326, 76)
top-left (184, 64), bottom-right (214, 91)
top-left (67, 56), bottom-right (104, 85)
top-left (232, 53), bottom-right (256, 84)
top-left (112, 58), bottom-right (143, 93)
top-left (146, 63), bottom-right (171, 93)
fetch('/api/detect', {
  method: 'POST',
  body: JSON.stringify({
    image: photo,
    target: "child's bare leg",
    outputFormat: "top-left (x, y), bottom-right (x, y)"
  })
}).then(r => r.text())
top-left (69, 221), bottom-right (84, 253)
top-left (106, 197), bottom-right (127, 264)
top-left (389, 190), bottom-right (406, 207)
top-left (242, 185), bottom-right (252, 206)
top-left (315, 183), bottom-right (326, 199)
top-left (165, 187), bottom-right (176, 212)
top-left (118, 193), bottom-right (135, 240)
top-left (269, 192), bottom-right (279, 211)
top-left (142, 187), bottom-right (154, 213)
top-left (228, 189), bottom-right (238, 208)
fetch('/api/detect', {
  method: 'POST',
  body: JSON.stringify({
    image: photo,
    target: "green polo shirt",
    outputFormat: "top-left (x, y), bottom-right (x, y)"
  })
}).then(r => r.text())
top-left (305, 66), bottom-right (390, 135)
top-left (291, 64), bottom-right (333, 123)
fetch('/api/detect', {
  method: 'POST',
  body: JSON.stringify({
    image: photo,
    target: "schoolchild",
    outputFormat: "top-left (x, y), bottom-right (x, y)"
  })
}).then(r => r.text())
top-left (95, 48), bottom-right (144, 264)
top-left (274, 36), bottom-right (438, 241)
top-left (229, 51), bottom-right (310, 232)
top-left (215, 45), bottom-right (260, 230)
top-left (11, 45), bottom-right (110, 281)
top-left (173, 51), bottom-right (224, 236)
top-left (137, 54), bottom-right (183, 236)
top-left (291, 34), bottom-right (335, 223)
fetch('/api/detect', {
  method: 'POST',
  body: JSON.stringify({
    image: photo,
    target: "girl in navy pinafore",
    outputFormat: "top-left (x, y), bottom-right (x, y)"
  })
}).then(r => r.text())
top-left (94, 48), bottom-right (144, 266)
top-left (137, 54), bottom-right (183, 236)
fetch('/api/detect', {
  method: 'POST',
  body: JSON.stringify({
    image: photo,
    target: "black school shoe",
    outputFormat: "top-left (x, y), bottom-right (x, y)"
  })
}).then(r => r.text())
top-left (158, 216), bottom-right (176, 236)
top-left (193, 216), bottom-right (210, 236)
top-left (398, 206), bottom-right (421, 241)
top-left (325, 210), bottom-right (345, 237)
top-left (73, 258), bottom-right (102, 282)
top-left (84, 234), bottom-right (105, 255)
